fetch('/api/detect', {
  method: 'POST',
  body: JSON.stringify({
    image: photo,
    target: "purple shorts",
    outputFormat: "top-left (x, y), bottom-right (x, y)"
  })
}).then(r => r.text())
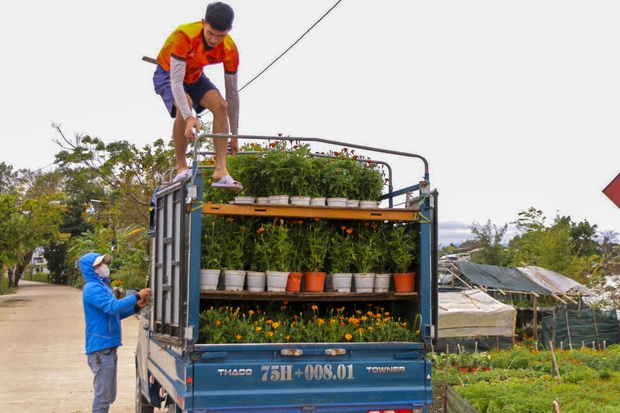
top-left (153, 65), bottom-right (218, 118)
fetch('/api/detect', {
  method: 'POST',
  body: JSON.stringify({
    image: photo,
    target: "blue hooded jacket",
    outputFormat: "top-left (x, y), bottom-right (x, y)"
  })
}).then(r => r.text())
top-left (79, 252), bottom-right (139, 355)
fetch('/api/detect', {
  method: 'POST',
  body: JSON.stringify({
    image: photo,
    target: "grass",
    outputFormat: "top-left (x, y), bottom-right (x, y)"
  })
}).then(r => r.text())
top-left (431, 343), bottom-right (620, 412)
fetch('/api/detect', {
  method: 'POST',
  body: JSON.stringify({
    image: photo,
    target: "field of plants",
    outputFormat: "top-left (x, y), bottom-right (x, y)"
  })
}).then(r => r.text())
top-left (431, 342), bottom-right (620, 413)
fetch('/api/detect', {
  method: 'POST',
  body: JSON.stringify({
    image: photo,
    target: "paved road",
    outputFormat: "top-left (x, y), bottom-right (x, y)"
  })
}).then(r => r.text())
top-left (0, 281), bottom-right (161, 413)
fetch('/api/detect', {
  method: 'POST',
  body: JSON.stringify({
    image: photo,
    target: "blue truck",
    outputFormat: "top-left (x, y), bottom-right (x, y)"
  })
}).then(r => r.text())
top-left (135, 134), bottom-right (438, 413)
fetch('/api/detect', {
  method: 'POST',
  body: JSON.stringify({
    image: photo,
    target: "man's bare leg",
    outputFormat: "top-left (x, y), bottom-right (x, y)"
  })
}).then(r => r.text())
top-left (173, 114), bottom-right (189, 174)
top-left (201, 90), bottom-right (234, 182)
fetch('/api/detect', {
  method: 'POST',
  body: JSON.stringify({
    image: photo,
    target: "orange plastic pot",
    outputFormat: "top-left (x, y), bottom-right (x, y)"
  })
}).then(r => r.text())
top-left (303, 271), bottom-right (326, 292)
top-left (286, 272), bottom-right (303, 292)
top-left (393, 272), bottom-right (415, 292)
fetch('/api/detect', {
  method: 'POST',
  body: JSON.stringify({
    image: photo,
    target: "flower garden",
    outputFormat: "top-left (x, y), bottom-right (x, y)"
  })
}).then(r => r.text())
top-left (199, 303), bottom-right (421, 344)
top-left (431, 342), bottom-right (620, 412)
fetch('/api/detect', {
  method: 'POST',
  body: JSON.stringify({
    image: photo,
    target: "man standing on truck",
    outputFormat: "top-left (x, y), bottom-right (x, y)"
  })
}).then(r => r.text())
top-left (78, 252), bottom-right (152, 413)
top-left (153, 1), bottom-right (243, 189)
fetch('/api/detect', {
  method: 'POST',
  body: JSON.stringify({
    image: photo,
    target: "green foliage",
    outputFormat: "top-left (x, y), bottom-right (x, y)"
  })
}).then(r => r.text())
top-left (303, 218), bottom-right (330, 272)
top-left (254, 219), bottom-right (293, 272)
top-left (432, 344), bottom-right (620, 412)
top-left (327, 224), bottom-right (356, 273)
top-left (0, 274), bottom-right (11, 295)
top-left (468, 219), bottom-right (512, 266)
top-left (387, 223), bottom-right (417, 273)
top-left (354, 222), bottom-right (381, 273)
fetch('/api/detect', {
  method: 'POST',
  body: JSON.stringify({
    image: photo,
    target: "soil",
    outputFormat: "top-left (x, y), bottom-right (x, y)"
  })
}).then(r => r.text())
top-left (0, 280), bottom-right (163, 412)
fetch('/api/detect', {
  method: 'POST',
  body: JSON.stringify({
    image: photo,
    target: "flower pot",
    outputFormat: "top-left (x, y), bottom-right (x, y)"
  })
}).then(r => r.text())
top-left (268, 195), bottom-right (290, 205)
top-left (482, 367), bottom-right (492, 371)
top-left (346, 199), bottom-right (360, 207)
top-left (290, 196), bottom-right (311, 206)
top-left (359, 200), bottom-right (379, 209)
top-left (330, 273), bottom-right (353, 292)
top-left (374, 273), bottom-right (391, 292)
top-left (353, 273), bottom-right (375, 293)
top-left (469, 366), bottom-right (480, 373)
top-left (393, 272), bottom-right (416, 292)
top-left (326, 197), bottom-right (347, 207)
top-left (310, 197), bottom-right (326, 206)
top-left (303, 271), bottom-right (326, 292)
top-left (200, 269), bottom-right (220, 290)
top-left (266, 270), bottom-right (289, 292)
top-left (224, 270), bottom-right (246, 291)
top-left (457, 366), bottom-right (469, 374)
top-left (256, 196), bottom-right (269, 205)
top-left (234, 196), bottom-right (255, 204)
top-left (246, 271), bottom-right (266, 292)
top-left (286, 271), bottom-right (303, 292)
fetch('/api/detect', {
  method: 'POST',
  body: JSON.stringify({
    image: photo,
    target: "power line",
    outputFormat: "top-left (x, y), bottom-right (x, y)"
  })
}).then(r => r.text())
top-left (239, 0), bottom-right (343, 92)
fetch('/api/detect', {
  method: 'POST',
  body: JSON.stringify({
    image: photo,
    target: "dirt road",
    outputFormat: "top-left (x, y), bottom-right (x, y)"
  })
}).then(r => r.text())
top-left (0, 281), bottom-right (161, 413)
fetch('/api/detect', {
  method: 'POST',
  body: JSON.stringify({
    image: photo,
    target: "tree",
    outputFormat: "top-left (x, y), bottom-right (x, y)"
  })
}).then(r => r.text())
top-left (53, 124), bottom-right (174, 229)
top-left (1, 171), bottom-right (66, 288)
top-left (468, 219), bottom-right (512, 266)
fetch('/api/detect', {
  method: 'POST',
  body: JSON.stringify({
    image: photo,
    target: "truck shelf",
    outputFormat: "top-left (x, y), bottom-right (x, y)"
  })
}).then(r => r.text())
top-left (202, 203), bottom-right (420, 222)
top-left (199, 290), bottom-right (418, 301)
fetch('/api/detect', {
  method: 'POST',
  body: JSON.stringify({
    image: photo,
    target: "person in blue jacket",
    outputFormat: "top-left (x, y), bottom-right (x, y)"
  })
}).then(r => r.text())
top-left (79, 252), bottom-right (151, 413)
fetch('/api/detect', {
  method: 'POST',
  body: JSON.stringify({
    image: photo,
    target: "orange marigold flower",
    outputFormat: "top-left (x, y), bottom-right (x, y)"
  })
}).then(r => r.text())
top-left (341, 226), bottom-right (347, 230)
top-left (311, 305), bottom-right (318, 311)
top-left (226, 217), bottom-right (235, 222)
top-left (272, 322), bottom-right (280, 329)
top-left (345, 333), bottom-right (353, 341)
top-left (236, 334), bottom-right (242, 340)
top-left (346, 228), bottom-right (353, 234)
top-left (255, 326), bottom-right (263, 331)
top-left (267, 331), bottom-right (274, 337)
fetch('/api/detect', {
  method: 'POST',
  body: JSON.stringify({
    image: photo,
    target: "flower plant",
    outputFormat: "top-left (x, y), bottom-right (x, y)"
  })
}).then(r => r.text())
top-left (198, 303), bottom-right (421, 344)
top-left (354, 221), bottom-right (381, 273)
top-left (327, 224), bottom-right (356, 273)
top-left (386, 223), bottom-right (418, 273)
top-left (254, 218), bottom-right (293, 272)
top-left (201, 215), bottom-right (225, 269)
top-left (304, 218), bottom-right (330, 272)
top-left (219, 216), bottom-right (251, 270)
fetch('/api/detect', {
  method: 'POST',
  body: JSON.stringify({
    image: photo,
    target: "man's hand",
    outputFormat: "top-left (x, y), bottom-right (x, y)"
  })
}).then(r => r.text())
top-left (137, 288), bottom-right (152, 307)
top-left (229, 137), bottom-right (238, 155)
top-left (184, 116), bottom-right (199, 140)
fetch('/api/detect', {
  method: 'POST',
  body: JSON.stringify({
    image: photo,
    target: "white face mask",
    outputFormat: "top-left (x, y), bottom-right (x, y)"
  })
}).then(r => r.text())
top-left (95, 264), bottom-right (110, 278)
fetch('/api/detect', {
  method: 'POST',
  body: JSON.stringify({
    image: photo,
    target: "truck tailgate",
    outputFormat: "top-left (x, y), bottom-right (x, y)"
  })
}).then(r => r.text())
top-left (190, 342), bottom-right (431, 411)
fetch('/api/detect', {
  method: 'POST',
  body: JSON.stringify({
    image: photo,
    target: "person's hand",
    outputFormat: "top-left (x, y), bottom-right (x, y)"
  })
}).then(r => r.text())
top-left (184, 116), bottom-right (199, 140)
top-left (137, 288), bottom-right (152, 307)
top-left (229, 137), bottom-right (238, 155)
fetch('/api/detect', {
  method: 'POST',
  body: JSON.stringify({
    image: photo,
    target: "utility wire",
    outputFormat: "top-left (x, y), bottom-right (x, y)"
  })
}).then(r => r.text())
top-left (239, 0), bottom-right (343, 92)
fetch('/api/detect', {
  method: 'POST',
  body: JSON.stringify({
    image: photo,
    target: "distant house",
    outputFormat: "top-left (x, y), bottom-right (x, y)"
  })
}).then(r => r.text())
top-left (29, 247), bottom-right (49, 275)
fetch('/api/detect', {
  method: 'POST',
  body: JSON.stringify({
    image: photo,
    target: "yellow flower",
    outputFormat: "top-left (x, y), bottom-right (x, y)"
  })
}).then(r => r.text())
top-left (236, 335), bottom-right (242, 340)
top-left (272, 322), bottom-right (280, 329)
top-left (311, 305), bottom-right (318, 311)
top-left (267, 331), bottom-right (274, 337)
top-left (256, 326), bottom-right (263, 331)
top-left (345, 333), bottom-right (353, 341)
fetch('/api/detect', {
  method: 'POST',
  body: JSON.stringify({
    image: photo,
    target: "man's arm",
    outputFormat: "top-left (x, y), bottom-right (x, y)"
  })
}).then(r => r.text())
top-left (224, 72), bottom-right (239, 135)
top-left (171, 57), bottom-right (195, 122)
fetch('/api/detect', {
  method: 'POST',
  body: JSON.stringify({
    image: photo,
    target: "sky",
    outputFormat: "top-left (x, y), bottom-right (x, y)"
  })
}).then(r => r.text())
top-left (1, 0), bottom-right (619, 247)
